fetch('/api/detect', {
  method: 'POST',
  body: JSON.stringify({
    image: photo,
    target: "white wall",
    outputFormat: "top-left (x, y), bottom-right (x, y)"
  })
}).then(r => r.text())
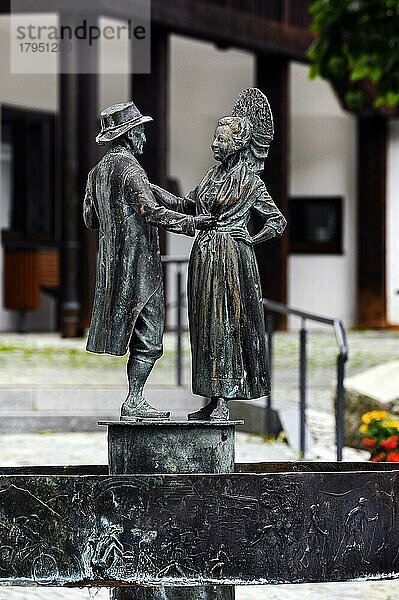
top-left (99, 16), bottom-right (130, 110)
top-left (387, 119), bottom-right (399, 325)
top-left (0, 16), bottom-right (58, 113)
top-left (289, 63), bottom-right (357, 328)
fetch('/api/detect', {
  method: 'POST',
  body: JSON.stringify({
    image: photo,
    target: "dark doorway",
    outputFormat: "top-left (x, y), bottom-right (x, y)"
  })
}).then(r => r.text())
top-left (1, 105), bottom-right (58, 245)
top-left (1, 105), bottom-right (59, 331)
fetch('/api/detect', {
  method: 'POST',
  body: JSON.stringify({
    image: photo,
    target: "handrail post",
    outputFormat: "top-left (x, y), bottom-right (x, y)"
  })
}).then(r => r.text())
top-left (265, 313), bottom-right (274, 436)
top-left (299, 320), bottom-right (307, 459)
top-left (176, 269), bottom-right (183, 387)
top-left (263, 297), bottom-right (348, 462)
top-left (336, 353), bottom-right (345, 461)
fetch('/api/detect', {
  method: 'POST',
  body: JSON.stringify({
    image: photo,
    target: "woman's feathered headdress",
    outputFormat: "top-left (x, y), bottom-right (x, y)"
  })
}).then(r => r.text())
top-left (231, 88), bottom-right (274, 164)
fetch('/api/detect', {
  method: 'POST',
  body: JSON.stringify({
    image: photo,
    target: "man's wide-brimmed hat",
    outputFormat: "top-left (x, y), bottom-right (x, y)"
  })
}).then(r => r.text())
top-left (96, 101), bottom-right (152, 144)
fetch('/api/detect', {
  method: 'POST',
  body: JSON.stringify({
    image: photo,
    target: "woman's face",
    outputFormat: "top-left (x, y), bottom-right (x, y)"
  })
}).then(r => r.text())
top-left (211, 125), bottom-right (236, 163)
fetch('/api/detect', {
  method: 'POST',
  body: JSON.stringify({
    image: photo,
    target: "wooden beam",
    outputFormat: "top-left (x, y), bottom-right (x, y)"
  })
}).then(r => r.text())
top-left (59, 14), bottom-right (99, 337)
top-left (357, 116), bottom-right (388, 328)
top-left (151, 0), bottom-right (311, 60)
top-left (256, 55), bottom-right (289, 329)
top-left (78, 71), bottom-right (99, 331)
top-left (131, 26), bottom-right (169, 255)
top-left (59, 68), bottom-right (82, 337)
top-left (102, 0), bottom-right (312, 61)
top-left (3, 0), bottom-right (312, 60)
top-left (73, 14), bottom-right (100, 332)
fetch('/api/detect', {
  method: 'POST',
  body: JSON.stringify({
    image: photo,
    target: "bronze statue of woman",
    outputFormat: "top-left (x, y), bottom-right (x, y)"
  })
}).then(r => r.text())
top-left (152, 88), bottom-right (287, 420)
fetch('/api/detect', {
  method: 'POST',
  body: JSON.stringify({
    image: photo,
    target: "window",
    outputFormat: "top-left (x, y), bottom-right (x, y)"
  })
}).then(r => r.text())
top-left (1, 105), bottom-right (57, 244)
top-left (289, 196), bottom-right (343, 255)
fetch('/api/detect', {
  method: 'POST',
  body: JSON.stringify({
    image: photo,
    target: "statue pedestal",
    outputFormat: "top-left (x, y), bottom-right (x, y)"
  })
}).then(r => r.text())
top-left (100, 420), bottom-right (241, 600)
top-left (102, 420), bottom-right (238, 475)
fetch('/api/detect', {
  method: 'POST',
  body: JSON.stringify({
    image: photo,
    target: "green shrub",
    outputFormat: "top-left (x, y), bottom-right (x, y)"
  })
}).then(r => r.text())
top-left (308, 0), bottom-right (399, 110)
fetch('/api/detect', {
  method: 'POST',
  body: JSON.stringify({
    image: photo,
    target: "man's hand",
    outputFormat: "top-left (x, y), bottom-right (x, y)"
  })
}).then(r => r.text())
top-left (194, 215), bottom-right (216, 230)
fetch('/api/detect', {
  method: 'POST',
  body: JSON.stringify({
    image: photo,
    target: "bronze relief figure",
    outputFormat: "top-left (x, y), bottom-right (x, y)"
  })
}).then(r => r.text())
top-left (152, 88), bottom-right (287, 420)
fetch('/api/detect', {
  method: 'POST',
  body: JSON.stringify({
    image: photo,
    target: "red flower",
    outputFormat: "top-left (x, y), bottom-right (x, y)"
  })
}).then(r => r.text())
top-left (363, 437), bottom-right (376, 447)
top-left (371, 452), bottom-right (387, 462)
top-left (387, 452), bottom-right (399, 462)
top-left (380, 436), bottom-right (398, 450)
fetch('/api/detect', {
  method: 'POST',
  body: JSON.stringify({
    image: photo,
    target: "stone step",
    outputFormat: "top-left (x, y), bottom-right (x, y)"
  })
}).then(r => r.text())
top-left (278, 407), bottom-right (315, 454)
top-left (0, 387), bottom-right (201, 412)
top-left (230, 399), bottom-right (282, 436)
top-left (0, 414), bottom-right (116, 433)
top-left (0, 388), bottom-right (285, 438)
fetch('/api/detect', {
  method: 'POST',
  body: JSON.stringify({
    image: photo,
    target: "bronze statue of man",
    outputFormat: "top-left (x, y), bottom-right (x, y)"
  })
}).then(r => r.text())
top-left (83, 101), bottom-right (213, 421)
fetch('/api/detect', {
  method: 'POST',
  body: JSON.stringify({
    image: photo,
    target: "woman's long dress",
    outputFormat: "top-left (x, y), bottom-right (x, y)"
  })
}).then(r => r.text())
top-left (188, 161), bottom-right (286, 400)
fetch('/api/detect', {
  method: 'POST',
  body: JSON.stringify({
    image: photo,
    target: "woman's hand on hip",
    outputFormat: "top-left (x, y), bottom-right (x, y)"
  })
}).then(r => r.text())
top-left (230, 229), bottom-right (253, 246)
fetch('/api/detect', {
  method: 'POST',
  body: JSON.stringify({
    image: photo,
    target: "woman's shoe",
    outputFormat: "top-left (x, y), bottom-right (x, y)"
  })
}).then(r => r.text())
top-left (188, 397), bottom-right (229, 421)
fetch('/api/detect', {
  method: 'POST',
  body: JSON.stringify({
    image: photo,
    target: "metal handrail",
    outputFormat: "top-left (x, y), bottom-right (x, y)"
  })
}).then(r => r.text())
top-left (263, 298), bottom-right (348, 357)
top-left (161, 255), bottom-right (189, 264)
top-left (263, 298), bottom-right (349, 462)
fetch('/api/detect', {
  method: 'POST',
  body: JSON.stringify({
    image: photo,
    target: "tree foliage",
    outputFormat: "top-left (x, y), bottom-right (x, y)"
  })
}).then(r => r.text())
top-left (308, 0), bottom-right (399, 111)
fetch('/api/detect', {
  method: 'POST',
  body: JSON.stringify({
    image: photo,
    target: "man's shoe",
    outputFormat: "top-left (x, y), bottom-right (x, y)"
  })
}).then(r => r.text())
top-left (120, 395), bottom-right (170, 421)
top-left (188, 398), bottom-right (229, 421)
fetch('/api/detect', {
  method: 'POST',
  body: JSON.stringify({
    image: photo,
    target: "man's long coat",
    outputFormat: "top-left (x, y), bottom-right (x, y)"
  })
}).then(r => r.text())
top-left (83, 144), bottom-right (195, 355)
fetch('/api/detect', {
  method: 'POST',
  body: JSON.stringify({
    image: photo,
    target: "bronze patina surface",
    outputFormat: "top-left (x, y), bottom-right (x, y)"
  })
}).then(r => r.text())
top-left (151, 89), bottom-right (286, 420)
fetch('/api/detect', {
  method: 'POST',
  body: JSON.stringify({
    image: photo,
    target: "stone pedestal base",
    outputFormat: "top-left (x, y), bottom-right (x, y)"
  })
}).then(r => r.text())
top-left (102, 420), bottom-right (239, 475)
